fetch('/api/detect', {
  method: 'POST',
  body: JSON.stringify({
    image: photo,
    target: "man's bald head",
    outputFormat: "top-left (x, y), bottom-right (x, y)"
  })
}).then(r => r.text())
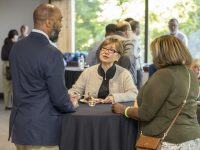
top-left (116, 21), bottom-right (132, 38)
top-left (33, 4), bottom-right (60, 26)
top-left (33, 3), bottom-right (63, 42)
top-left (116, 21), bottom-right (131, 32)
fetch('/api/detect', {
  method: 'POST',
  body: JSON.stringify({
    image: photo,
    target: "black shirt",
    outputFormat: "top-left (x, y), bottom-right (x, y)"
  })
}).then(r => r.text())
top-left (97, 64), bottom-right (116, 99)
top-left (1, 39), bottom-right (15, 61)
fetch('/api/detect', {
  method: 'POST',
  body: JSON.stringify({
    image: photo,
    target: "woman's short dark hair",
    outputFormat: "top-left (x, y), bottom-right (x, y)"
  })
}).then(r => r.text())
top-left (4, 29), bottom-right (18, 44)
top-left (130, 20), bottom-right (139, 31)
top-left (8, 29), bottom-right (18, 39)
top-left (124, 17), bottom-right (134, 23)
top-left (105, 24), bottom-right (117, 33)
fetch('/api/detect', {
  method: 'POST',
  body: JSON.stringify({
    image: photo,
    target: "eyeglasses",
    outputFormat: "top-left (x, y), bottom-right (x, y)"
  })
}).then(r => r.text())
top-left (101, 47), bottom-right (118, 54)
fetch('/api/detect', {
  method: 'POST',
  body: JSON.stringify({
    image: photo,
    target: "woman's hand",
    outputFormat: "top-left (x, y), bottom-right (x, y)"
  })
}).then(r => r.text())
top-left (102, 95), bottom-right (114, 103)
top-left (111, 103), bottom-right (126, 114)
top-left (95, 98), bottom-right (104, 103)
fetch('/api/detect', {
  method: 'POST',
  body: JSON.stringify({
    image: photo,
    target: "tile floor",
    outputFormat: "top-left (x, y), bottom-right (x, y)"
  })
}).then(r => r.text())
top-left (0, 99), bottom-right (15, 150)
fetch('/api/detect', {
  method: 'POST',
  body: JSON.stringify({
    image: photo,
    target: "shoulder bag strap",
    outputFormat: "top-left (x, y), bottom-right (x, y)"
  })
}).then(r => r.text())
top-left (162, 67), bottom-right (191, 140)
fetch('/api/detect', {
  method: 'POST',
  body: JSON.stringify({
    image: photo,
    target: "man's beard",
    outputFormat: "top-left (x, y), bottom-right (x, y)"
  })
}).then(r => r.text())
top-left (49, 25), bottom-right (60, 42)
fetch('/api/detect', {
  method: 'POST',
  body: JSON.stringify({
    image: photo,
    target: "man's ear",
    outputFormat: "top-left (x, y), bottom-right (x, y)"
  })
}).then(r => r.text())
top-left (46, 19), bottom-right (53, 29)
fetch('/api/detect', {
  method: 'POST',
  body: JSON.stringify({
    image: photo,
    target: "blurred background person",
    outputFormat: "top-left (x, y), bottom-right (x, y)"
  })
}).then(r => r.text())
top-left (149, 18), bottom-right (189, 78)
top-left (190, 58), bottom-right (200, 101)
top-left (1, 29), bottom-right (18, 110)
top-left (18, 24), bottom-right (29, 40)
top-left (104, 23), bottom-right (117, 37)
top-left (70, 37), bottom-right (138, 103)
top-left (168, 18), bottom-right (188, 47)
top-left (190, 58), bottom-right (200, 80)
top-left (115, 21), bottom-right (137, 84)
top-left (112, 35), bottom-right (200, 149)
top-left (148, 63), bottom-right (157, 77)
top-left (124, 17), bottom-right (134, 23)
top-left (130, 20), bottom-right (143, 89)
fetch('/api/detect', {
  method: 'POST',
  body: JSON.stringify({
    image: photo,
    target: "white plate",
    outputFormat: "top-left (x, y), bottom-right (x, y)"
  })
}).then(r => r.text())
top-left (79, 99), bottom-right (88, 103)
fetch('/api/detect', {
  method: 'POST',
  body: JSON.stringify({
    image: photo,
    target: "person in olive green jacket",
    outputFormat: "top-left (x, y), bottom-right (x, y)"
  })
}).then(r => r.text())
top-left (112, 35), bottom-right (200, 149)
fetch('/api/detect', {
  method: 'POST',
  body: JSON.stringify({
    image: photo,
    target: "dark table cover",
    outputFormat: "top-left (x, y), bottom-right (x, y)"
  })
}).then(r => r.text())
top-left (60, 102), bottom-right (138, 150)
top-left (65, 67), bottom-right (83, 89)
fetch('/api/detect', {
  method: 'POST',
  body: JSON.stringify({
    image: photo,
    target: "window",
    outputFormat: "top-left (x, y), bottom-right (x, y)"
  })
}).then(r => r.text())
top-left (75, 0), bottom-right (200, 63)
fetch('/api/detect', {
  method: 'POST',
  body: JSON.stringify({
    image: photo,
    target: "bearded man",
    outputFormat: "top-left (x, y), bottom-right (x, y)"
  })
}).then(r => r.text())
top-left (9, 3), bottom-right (77, 150)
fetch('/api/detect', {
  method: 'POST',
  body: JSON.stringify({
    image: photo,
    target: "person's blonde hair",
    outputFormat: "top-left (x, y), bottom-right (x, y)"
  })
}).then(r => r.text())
top-left (191, 59), bottom-right (200, 68)
top-left (191, 58), bottom-right (200, 78)
top-left (150, 35), bottom-right (192, 69)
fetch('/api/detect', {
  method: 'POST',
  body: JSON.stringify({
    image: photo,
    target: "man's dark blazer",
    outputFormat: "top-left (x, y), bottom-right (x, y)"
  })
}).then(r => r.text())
top-left (9, 32), bottom-right (75, 145)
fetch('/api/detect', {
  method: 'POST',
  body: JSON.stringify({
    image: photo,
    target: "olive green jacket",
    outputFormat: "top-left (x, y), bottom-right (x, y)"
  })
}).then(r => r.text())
top-left (138, 65), bottom-right (200, 144)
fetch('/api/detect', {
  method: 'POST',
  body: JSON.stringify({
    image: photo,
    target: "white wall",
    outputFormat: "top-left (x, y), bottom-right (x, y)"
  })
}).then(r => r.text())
top-left (0, 0), bottom-right (48, 93)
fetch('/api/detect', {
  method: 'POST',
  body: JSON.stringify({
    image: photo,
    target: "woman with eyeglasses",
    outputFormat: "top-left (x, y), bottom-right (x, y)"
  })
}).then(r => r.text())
top-left (69, 37), bottom-right (138, 103)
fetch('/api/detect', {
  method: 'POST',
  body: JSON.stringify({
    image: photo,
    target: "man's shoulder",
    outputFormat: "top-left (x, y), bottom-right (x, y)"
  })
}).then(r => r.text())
top-left (45, 45), bottom-right (63, 59)
top-left (115, 64), bottom-right (131, 75)
top-left (12, 36), bottom-right (62, 60)
top-left (121, 39), bottom-right (133, 44)
top-left (177, 31), bottom-right (187, 39)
